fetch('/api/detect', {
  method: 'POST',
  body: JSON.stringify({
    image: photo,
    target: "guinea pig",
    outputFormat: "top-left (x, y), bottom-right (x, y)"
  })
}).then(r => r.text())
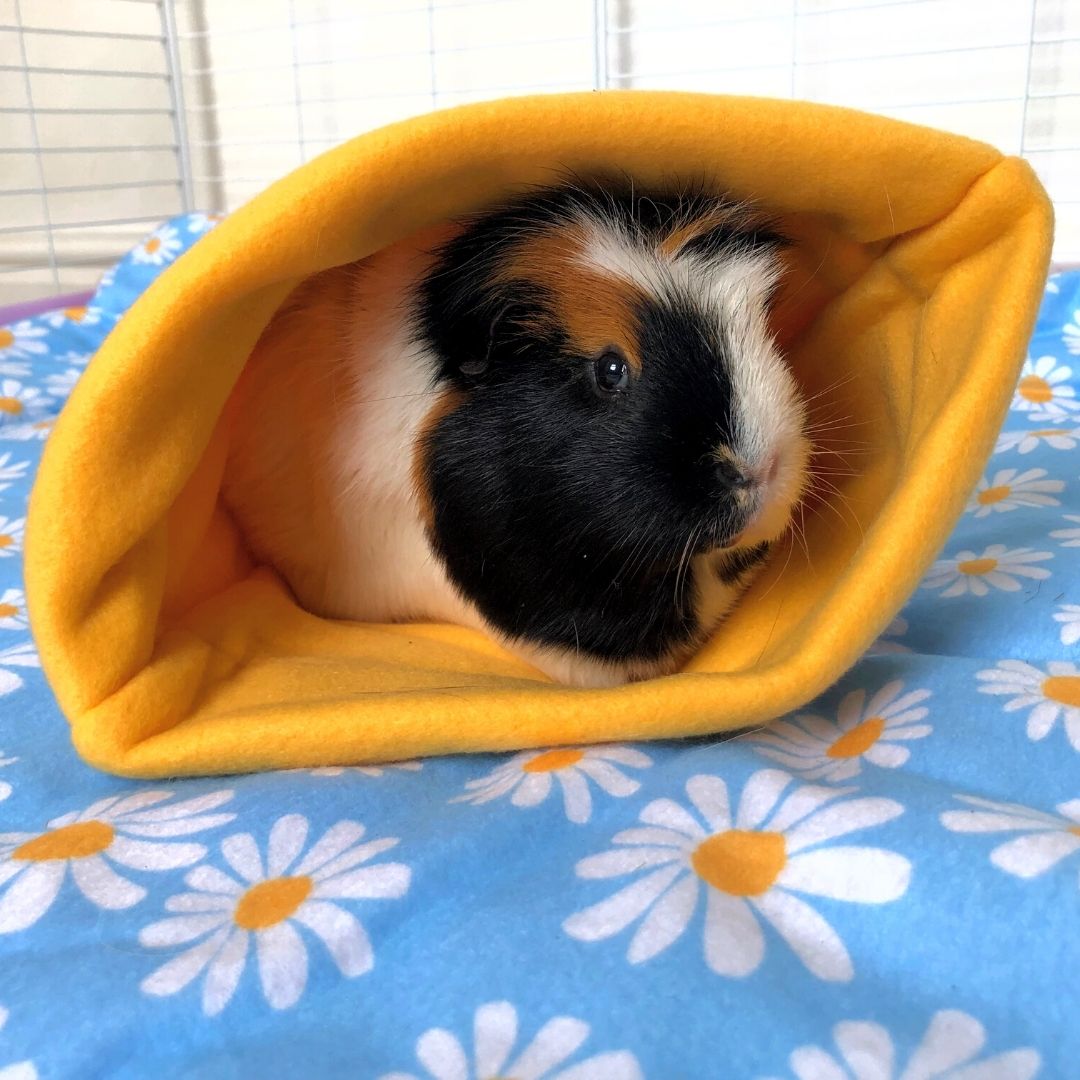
top-left (222, 178), bottom-right (811, 688)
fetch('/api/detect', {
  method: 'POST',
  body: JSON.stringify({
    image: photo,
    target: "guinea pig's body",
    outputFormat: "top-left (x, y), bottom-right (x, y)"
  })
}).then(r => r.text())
top-left (222, 180), bottom-right (810, 687)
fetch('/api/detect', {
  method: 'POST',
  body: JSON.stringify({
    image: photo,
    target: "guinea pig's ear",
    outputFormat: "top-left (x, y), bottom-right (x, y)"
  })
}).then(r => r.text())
top-left (455, 300), bottom-right (512, 381)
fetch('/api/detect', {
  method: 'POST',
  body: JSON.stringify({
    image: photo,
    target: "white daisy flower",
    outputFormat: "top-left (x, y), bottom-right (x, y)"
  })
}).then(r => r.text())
top-left (97, 264), bottom-right (117, 289)
top-left (965, 467), bottom-right (1063, 517)
top-left (1046, 274), bottom-right (1061, 294)
top-left (976, 659), bottom-right (1080, 750)
top-left (0, 517), bottom-right (24, 559)
top-left (0, 381), bottom-right (44, 425)
top-left (563, 769), bottom-right (910, 982)
top-left (0, 1004), bottom-right (38, 1080)
top-left (751, 680), bottom-right (932, 782)
top-left (920, 545), bottom-right (1052, 598)
top-left (761, 1008), bottom-right (1040, 1080)
top-left (0, 419), bottom-right (52, 442)
top-left (0, 641), bottom-right (37, 697)
top-left (0, 589), bottom-right (26, 631)
top-left (43, 368), bottom-right (81, 401)
top-left (310, 760), bottom-right (422, 778)
top-left (52, 349), bottom-right (92, 368)
top-left (452, 745), bottom-right (652, 824)
top-left (0, 322), bottom-right (47, 362)
top-left (186, 212), bottom-right (224, 234)
top-left (43, 305), bottom-right (103, 329)
top-left (1065, 309), bottom-right (1080, 354)
top-left (1011, 355), bottom-right (1079, 419)
top-left (0, 751), bottom-right (16, 804)
top-left (132, 224), bottom-right (183, 266)
top-left (0, 453), bottom-right (29, 493)
top-left (1051, 514), bottom-right (1080, 547)
top-left (941, 794), bottom-right (1080, 887)
top-left (1054, 603), bottom-right (1080, 646)
top-left (867, 614), bottom-right (911, 654)
top-left (0, 360), bottom-right (30, 379)
top-left (0, 789), bottom-right (235, 935)
top-left (140, 814), bottom-right (411, 1015)
top-left (995, 425), bottom-right (1079, 455)
top-left (379, 999), bottom-right (642, 1080)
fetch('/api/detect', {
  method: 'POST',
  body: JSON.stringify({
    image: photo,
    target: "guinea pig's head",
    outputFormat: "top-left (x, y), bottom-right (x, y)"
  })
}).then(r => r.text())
top-left (413, 178), bottom-right (810, 671)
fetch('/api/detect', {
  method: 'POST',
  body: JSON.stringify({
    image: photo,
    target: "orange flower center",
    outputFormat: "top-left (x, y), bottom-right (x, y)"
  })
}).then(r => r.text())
top-left (13, 820), bottom-right (114, 861)
top-left (827, 717), bottom-right (885, 758)
top-left (144, 236), bottom-right (161, 254)
top-left (233, 876), bottom-right (312, 930)
top-left (1018, 374), bottom-right (1053, 404)
top-left (0, 603), bottom-right (20, 618)
top-left (958, 557), bottom-right (997, 576)
top-left (0, 535), bottom-right (13, 548)
top-left (691, 829), bottom-right (786, 896)
top-left (0, 329), bottom-right (13, 350)
top-left (1042, 676), bottom-right (1080, 708)
top-left (63, 306), bottom-right (87, 322)
top-left (977, 485), bottom-right (1012, 506)
top-left (0, 398), bottom-right (23, 415)
top-left (523, 748), bottom-right (584, 773)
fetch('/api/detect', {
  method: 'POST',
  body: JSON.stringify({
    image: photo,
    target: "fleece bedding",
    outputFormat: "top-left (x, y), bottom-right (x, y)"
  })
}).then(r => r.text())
top-left (0, 217), bottom-right (1078, 1077)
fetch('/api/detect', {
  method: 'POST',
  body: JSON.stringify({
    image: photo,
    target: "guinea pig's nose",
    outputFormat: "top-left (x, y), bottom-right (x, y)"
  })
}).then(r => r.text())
top-left (715, 458), bottom-right (754, 490)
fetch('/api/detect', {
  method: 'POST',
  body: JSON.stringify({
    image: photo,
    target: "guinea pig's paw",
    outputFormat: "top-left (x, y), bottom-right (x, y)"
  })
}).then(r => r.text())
top-left (509, 638), bottom-right (682, 688)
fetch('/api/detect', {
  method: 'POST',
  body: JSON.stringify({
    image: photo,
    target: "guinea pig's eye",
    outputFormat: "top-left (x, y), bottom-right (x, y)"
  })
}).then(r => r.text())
top-left (591, 350), bottom-right (631, 395)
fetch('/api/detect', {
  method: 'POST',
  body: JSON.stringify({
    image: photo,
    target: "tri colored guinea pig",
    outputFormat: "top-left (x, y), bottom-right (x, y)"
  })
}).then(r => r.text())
top-left (223, 178), bottom-right (811, 687)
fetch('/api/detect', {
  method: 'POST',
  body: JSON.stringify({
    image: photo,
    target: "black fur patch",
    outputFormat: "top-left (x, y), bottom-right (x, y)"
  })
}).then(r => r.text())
top-left (414, 179), bottom-right (782, 663)
top-left (716, 542), bottom-right (771, 585)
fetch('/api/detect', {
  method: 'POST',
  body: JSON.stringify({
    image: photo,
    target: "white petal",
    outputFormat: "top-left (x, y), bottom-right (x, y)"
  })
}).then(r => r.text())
top-left (221, 833), bottom-right (264, 883)
top-left (472, 1001), bottom-right (517, 1078)
top-left (509, 1017), bottom-right (588, 1080)
top-left (164, 892), bottom-right (234, 914)
top-left (203, 928), bottom-right (249, 1016)
top-left (627, 871), bottom-right (698, 963)
top-left (293, 899), bottom-right (373, 977)
top-left (314, 861), bottom-right (411, 901)
top-left (76, 794), bottom-right (126, 821)
top-left (293, 821), bottom-right (366, 876)
top-left (900, 1010), bottom-right (985, 1080)
top-left (735, 770), bottom-right (792, 830)
top-left (833, 1020), bottom-right (894, 1080)
top-left (107, 835), bottom-right (206, 871)
top-left (416, 1029), bottom-right (469, 1080)
top-left (639, 798), bottom-right (707, 839)
top-left (267, 815), bottom-right (308, 877)
top-left (309, 838), bottom-right (399, 882)
top-left (554, 1052), bottom-right (643, 1080)
top-left (185, 864), bottom-right (243, 895)
top-left (611, 827), bottom-right (692, 849)
top-left (753, 889), bottom-right (853, 982)
top-left (861, 743), bottom-right (909, 769)
top-left (590, 746), bottom-right (652, 768)
top-left (685, 774), bottom-right (732, 832)
top-left (98, 790), bottom-right (173, 819)
top-left (947, 1050), bottom-right (1041, 1080)
top-left (116, 817), bottom-right (234, 839)
top-left (0, 862), bottom-right (64, 932)
top-left (140, 925), bottom-right (231, 998)
top-left (576, 847), bottom-right (683, 880)
top-left (781, 847), bottom-right (911, 902)
top-left (562, 864), bottom-right (683, 942)
top-left (71, 854), bottom-right (145, 909)
top-left (788, 1047), bottom-right (848, 1080)
top-left (1026, 702), bottom-right (1059, 740)
top-left (990, 831), bottom-right (1080, 877)
top-left (784, 798), bottom-right (904, 854)
top-left (557, 769), bottom-right (593, 824)
top-left (257, 920), bottom-right (308, 1009)
top-left (769, 785), bottom-right (854, 833)
top-left (701, 889), bottom-right (765, 977)
top-left (120, 789), bottom-right (234, 823)
top-left (576, 759), bottom-right (639, 797)
top-left (140, 913), bottom-right (229, 947)
top-left (512, 772), bottom-right (552, 808)
top-left (0, 1061), bottom-right (38, 1080)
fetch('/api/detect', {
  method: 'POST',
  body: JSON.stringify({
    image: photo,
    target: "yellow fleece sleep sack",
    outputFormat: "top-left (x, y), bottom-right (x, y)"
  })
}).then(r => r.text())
top-left (24, 92), bottom-right (1053, 777)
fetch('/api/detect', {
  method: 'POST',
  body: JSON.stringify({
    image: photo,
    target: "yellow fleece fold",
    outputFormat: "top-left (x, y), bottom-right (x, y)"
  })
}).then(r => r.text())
top-left (25, 91), bottom-right (1053, 777)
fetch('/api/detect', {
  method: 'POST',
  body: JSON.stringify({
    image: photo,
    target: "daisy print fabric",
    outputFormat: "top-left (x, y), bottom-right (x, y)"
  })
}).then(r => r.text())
top-left (0, 225), bottom-right (1077, 1077)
